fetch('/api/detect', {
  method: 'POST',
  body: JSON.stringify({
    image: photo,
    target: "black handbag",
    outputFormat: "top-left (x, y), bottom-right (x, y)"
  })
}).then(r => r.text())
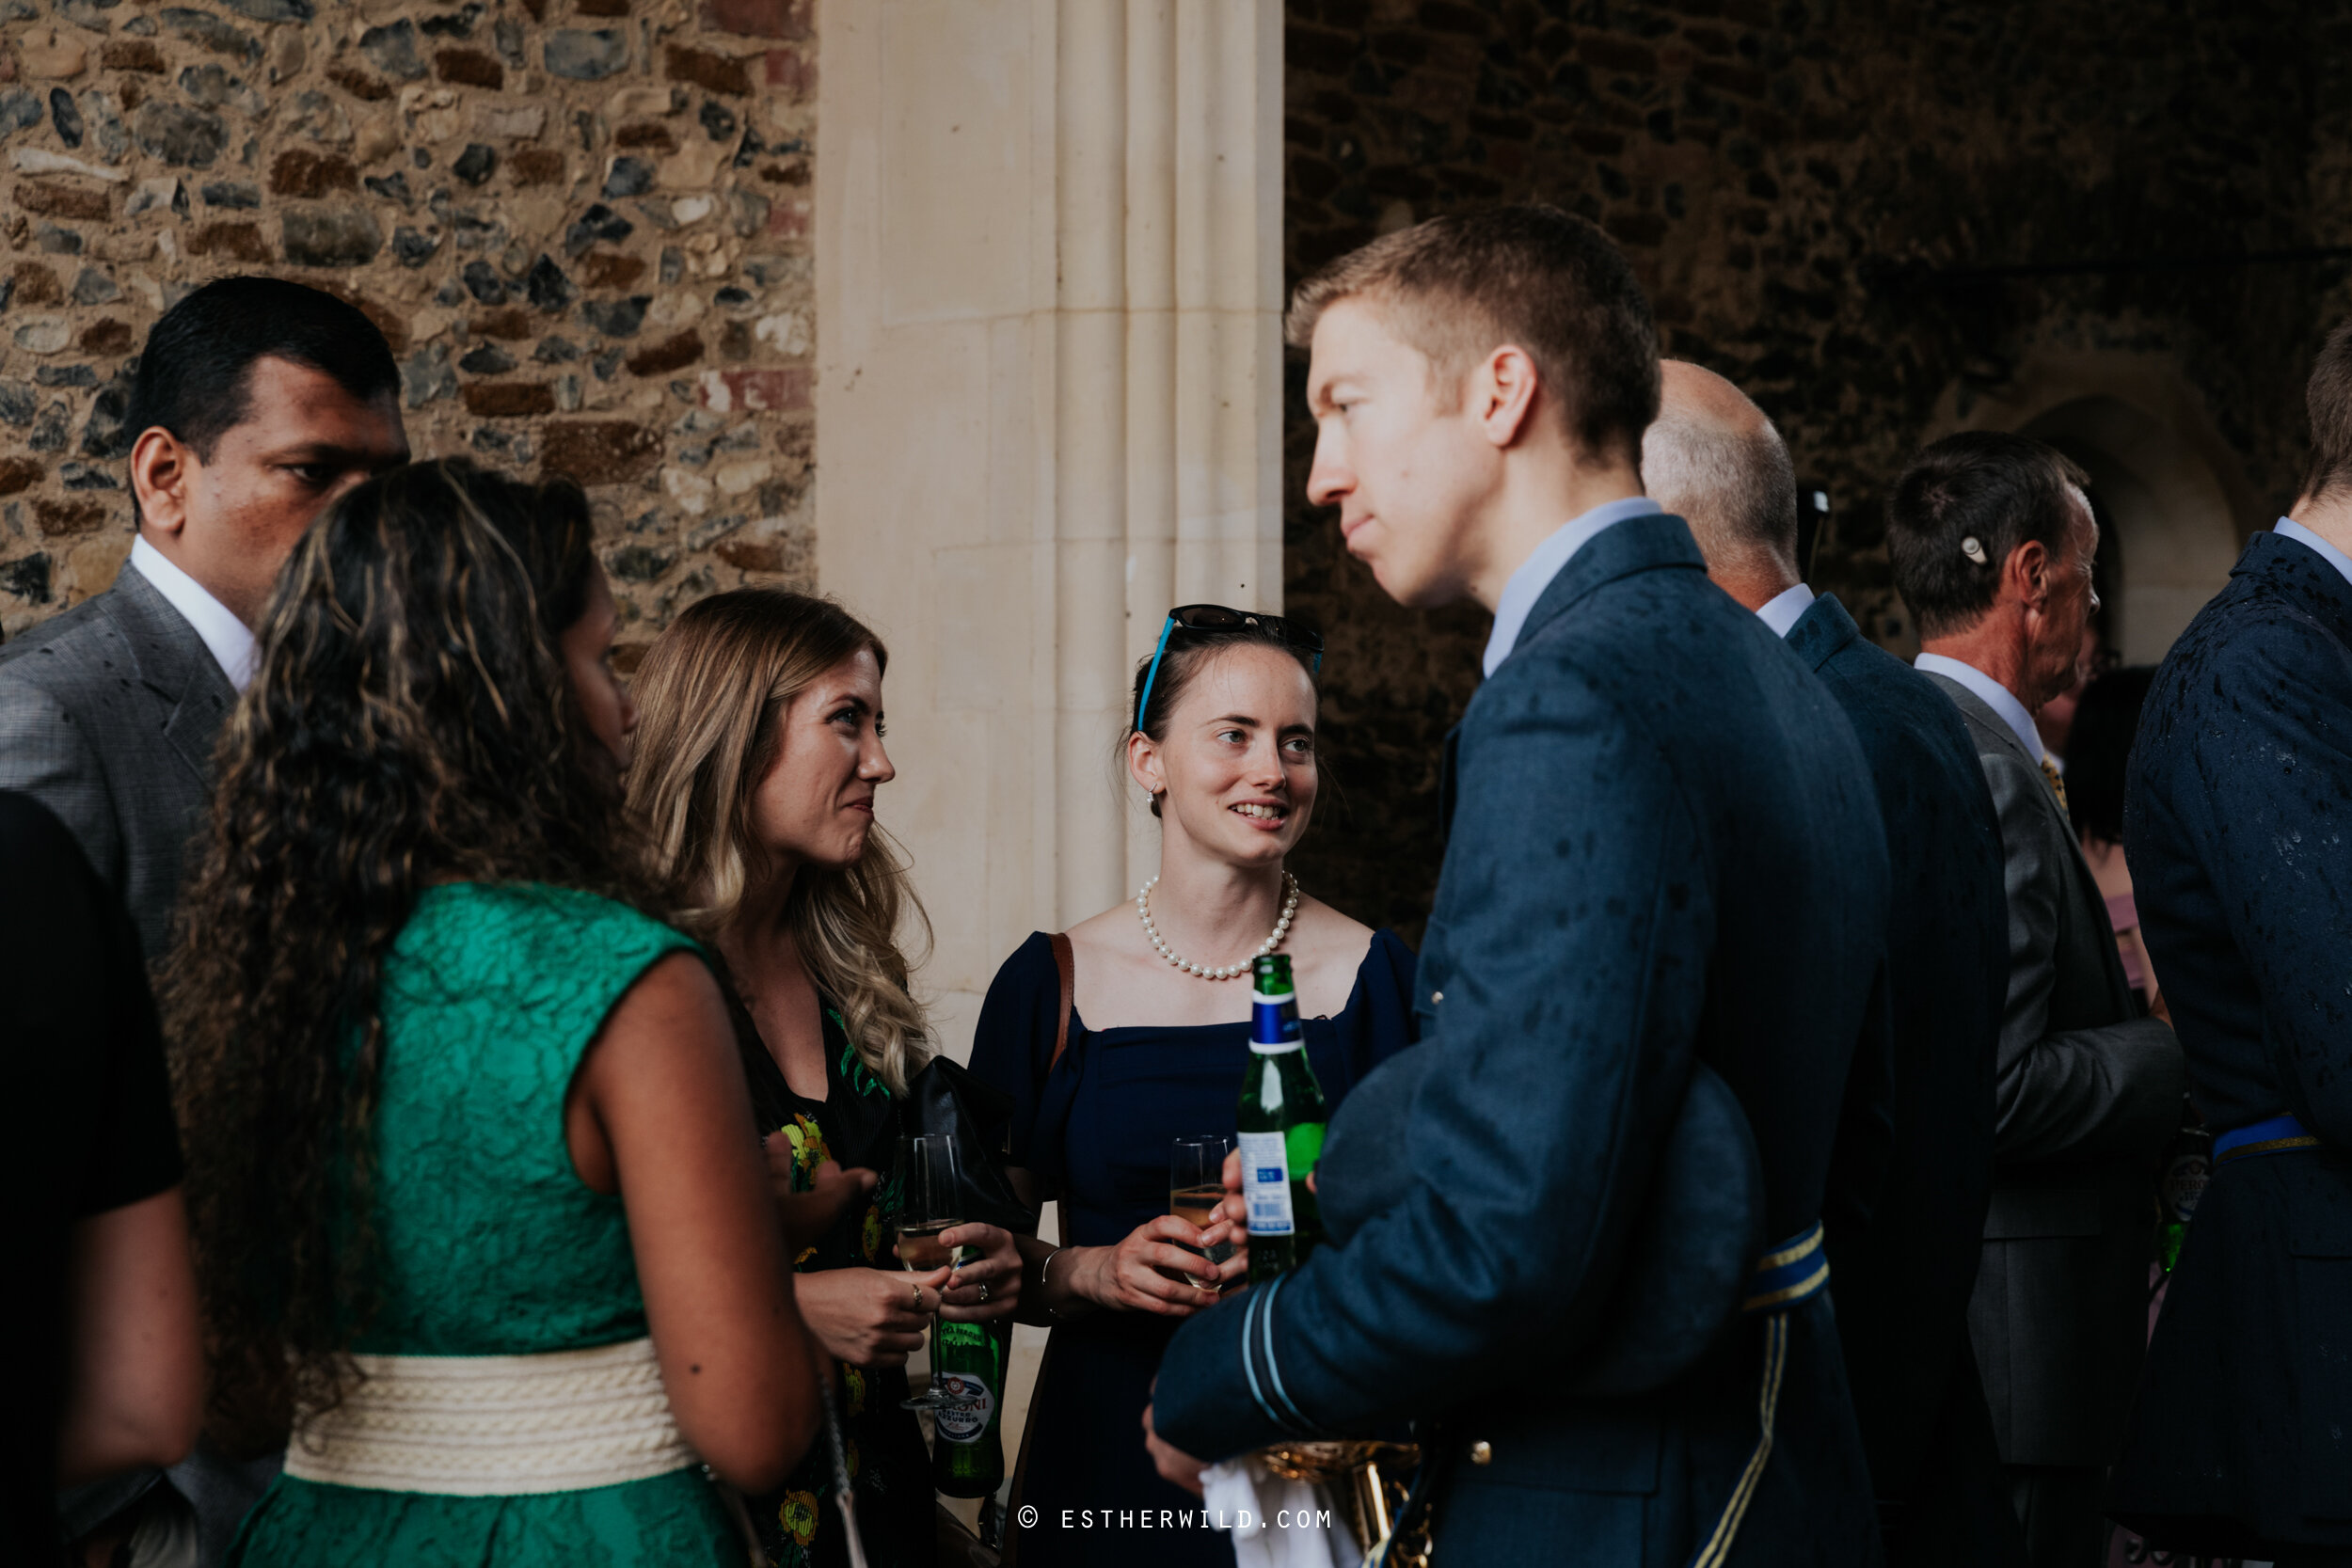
top-left (902, 1055), bottom-right (1040, 1239)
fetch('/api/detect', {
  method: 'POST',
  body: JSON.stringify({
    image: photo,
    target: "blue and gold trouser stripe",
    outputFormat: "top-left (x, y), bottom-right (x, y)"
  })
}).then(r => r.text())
top-left (2215, 1111), bottom-right (2322, 1164)
top-left (1690, 1221), bottom-right (1828, 1568)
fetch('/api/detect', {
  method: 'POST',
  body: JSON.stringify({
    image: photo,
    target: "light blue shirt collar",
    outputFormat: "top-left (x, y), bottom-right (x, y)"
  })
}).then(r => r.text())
top-left (1480, 497), bottom-right (1663, 676)
top-left (1915, 652), bottom-right (2046, 764)
top-left (2273, 516), bottom-right (2352, 593)
top-left (1756, 582), bottom-right (1816, 640)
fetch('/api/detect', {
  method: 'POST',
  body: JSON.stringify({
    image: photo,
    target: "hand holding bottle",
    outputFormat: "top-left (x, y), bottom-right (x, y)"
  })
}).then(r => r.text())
top-left (933, 1222), bottom-right (1023, 1322)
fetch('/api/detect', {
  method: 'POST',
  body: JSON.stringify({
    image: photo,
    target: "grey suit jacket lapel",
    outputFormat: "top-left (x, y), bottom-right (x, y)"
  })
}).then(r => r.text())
top-left (1934, 677), bottom-right (2066, 830)
top-left (1929, 671), bottom-right (2134, 1011)
top-left (102, 562), bottom-right (238, 784)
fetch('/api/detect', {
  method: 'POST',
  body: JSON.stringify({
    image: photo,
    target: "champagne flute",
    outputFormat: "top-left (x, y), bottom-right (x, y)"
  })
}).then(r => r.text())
top-left (1170, 1134), bottom-right (1234, 1269)
top-left (895, 1132), bottom-right (969, 1412)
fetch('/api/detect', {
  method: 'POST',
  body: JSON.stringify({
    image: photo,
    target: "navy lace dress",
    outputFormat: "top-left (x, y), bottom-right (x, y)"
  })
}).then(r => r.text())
top-left (967, 930), bottom-right (1419, 1568)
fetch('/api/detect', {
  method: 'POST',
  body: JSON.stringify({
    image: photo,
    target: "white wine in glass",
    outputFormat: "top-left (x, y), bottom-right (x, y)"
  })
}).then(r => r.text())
top-left (896, 1133), bottom-right (970, 1412)
top-left (1169, 1133), bottom-right (1233, 1267)
top-left (895, 1217), bottom-right (957, 1274)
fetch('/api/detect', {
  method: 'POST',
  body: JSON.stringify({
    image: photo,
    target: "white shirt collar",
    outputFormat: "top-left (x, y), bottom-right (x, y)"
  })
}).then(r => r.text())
top-left (1756, 581), bottom-right (1816, 640)
top-left (130, 535), bottom-right (258, 693)
top-left (1480, 497), bottom-right (1663, 676)
top-left (1915, 651), bottom-right (2046, 764)
top-left (2273, 516), bottom-right (2352, 593)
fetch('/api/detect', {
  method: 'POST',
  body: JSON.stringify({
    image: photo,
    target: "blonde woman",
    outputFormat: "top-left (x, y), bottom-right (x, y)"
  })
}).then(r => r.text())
top-left (629, 589), bottom-right (1023, 1568)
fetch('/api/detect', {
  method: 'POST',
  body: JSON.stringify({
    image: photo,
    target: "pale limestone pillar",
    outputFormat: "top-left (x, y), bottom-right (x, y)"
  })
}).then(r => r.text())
top-left (816, 0), bottom-right (1283, 1049)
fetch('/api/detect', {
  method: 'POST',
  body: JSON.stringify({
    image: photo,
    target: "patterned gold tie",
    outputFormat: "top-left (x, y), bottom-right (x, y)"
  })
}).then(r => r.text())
top-left (2041, 756), bottom-right (2070, 815)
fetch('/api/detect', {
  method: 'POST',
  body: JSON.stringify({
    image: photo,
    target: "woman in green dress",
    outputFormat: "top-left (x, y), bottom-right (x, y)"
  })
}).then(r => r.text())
top-left (167, 459), bottom-right (827, 1564)
top-left (629, 589), bottom-right (1028, 1568)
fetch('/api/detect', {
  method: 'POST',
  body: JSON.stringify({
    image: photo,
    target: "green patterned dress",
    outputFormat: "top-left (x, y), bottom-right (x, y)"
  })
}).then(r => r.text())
top-left (229, 882), bottom-right (748, 1567)
top-left (725, 988), bottom-right (936, 1568)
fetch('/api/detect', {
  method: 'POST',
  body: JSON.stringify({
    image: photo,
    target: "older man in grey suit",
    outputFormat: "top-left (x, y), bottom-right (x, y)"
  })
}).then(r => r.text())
top-left (1886, 431), bottom-right (2183, 1568)
top-left (2, 277), bottom-right (407, 1564)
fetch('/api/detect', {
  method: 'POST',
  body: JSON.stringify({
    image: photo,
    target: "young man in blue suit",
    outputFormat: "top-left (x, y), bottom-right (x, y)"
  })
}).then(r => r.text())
top-left (1143, 206), bottom-right (1892, 1562)
top-left (2108, 325), bottom-right (2352, 1562)
top-left (1647, 362), bottom-right (2021, 1567)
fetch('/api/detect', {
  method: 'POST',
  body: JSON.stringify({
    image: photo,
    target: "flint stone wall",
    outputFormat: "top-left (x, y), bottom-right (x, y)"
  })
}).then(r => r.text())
top-left (0, 0), bottom-right (818, 666)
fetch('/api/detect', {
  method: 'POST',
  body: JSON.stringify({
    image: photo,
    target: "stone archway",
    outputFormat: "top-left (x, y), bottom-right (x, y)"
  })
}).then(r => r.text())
top-left (1933, 350), bottom-right (2257, 663)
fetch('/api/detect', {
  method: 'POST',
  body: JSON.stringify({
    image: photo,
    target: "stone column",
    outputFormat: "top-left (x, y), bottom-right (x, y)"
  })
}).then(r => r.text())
top-left (815, 0), bottom-right (1282, 1043)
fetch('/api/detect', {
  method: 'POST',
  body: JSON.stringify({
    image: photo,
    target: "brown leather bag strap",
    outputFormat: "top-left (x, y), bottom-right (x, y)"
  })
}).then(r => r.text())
top-left (1047, 931), bottom-right (1075, 1075)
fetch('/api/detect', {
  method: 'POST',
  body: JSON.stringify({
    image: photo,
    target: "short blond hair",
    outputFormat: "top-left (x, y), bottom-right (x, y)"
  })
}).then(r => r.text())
top-left (1286, 203), bottom-right (1662, 466)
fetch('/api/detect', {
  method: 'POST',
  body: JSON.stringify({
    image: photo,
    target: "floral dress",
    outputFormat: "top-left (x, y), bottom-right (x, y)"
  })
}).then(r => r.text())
top-left (727, 988), bottom-right (936, 1568)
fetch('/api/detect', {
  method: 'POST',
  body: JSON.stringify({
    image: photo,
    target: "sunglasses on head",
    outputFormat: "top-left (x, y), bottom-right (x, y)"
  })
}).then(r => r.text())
top-left (1135, 604), bottom-right (1326, 730)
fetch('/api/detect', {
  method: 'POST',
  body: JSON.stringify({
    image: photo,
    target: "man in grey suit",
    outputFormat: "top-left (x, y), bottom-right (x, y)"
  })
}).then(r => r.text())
top-left (1885, 431), bottom-right (2183, 1568)
top-left (0, 277), bottom-right (407, 959)
top-left (3, 277), bottom-right (407, 1564)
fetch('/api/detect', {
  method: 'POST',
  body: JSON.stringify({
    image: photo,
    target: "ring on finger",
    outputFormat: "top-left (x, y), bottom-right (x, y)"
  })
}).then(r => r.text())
top-left (977, 1281), bottom-right (991, 1303)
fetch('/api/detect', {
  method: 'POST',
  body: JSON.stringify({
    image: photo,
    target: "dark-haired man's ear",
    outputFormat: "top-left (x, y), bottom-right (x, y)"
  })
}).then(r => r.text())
top-left (129, 426), bottom-right (194, 541)
top-left (2006, 537), bottom-right (2051, 611)
top-left (1473, 344), bottom-right (1543, 451)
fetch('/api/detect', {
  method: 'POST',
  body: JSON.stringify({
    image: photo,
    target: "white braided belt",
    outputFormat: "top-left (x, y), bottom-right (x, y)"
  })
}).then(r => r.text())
top-left (282, 1336), bottom-right (699, 1496)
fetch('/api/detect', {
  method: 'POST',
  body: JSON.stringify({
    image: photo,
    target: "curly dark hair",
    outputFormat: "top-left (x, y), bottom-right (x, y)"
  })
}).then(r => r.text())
top-left (165, 457), bottom-right (659, 1440)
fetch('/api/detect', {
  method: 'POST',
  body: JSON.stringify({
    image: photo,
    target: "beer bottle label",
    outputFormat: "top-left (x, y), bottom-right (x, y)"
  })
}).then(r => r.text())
top-left (934, 1376), bottom-right (995, 1443)
top-left (1239, 1130), bottom-right (1295, 1236)
top-left (2160, 1149), bottom-right (2210, 1225)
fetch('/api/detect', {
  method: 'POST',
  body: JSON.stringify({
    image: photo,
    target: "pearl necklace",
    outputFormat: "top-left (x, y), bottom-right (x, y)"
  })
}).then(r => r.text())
top-left (1136, 872), bottom-right (1300, 981)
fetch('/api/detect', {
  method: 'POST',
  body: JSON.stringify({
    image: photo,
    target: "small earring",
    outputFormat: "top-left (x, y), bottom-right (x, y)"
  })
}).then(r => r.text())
top-left (1961, 536), bottom-right (1990, 565)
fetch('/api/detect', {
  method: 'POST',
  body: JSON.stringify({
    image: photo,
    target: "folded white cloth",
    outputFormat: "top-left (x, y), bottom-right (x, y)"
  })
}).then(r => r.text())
top-left (1200, 1456), bottom-right (1357, 1568)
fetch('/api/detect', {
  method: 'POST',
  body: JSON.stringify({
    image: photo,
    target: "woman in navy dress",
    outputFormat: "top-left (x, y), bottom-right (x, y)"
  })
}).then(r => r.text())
top-left (968, 608), bottom-right (1419, 1568)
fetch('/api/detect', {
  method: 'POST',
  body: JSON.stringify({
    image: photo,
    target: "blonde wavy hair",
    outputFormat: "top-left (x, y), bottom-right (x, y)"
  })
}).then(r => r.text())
top-left (628, 589), bottom-right (932, 1094)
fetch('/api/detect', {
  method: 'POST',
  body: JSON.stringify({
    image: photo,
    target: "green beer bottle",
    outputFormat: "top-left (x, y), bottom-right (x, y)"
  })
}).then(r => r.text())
top-left (2154, 1103), bottom-right (2211, 1275)
top-left (1238, 953), bottom-right (1329, 1284)
top-left (928, 1317), bottom-right (1006, 1498)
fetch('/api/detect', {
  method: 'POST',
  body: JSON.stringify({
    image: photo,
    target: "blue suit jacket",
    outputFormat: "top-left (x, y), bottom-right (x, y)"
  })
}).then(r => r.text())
top-left (1789, 595), bottom-right (2010, 1527)
top-left (2111, 528), bottom-right (2352, 1552)
top-left (1156, 515), bottom-right (1889, 1564)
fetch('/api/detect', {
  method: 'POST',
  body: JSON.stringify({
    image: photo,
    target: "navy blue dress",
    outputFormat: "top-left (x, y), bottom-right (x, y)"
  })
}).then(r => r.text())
top-left (968, 929), bottom-right (1419, 1568)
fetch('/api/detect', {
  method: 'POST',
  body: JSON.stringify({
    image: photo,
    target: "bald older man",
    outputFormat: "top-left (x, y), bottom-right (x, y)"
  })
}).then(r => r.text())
top-left (1646, 363), bottom-right (2020, 1567)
